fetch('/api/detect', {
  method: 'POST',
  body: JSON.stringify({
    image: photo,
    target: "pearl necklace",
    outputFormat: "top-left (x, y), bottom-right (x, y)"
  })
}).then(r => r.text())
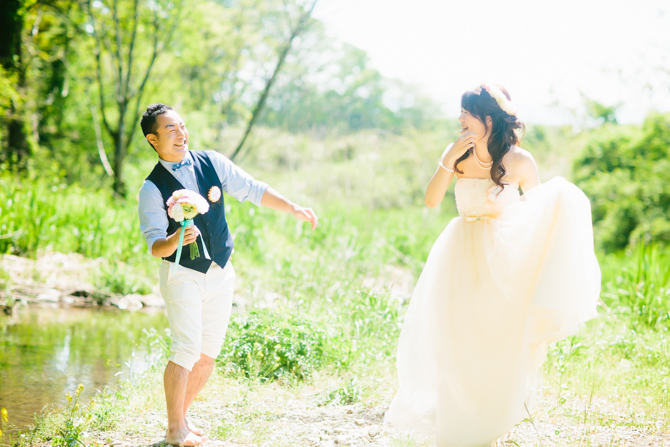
top-left (472, 148), bottom-right (493, 169)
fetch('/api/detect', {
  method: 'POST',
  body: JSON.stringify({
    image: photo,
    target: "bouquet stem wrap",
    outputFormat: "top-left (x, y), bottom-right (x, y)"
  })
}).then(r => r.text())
top-left (172, 219), bottom-right (211, 272)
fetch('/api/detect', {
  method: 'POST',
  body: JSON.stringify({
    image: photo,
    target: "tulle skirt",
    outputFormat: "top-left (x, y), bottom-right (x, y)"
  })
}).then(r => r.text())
top-left (384, 177), bottom-right (601, 447)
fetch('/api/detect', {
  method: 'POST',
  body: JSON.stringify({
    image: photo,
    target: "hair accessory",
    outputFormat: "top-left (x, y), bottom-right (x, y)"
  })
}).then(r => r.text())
top-left (481, 84), bottom-right (518, 116)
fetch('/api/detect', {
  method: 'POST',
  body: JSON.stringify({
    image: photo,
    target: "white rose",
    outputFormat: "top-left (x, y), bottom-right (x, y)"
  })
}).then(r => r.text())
top-left (194, 195), bottom-right (210, 214)
top-left (170, 203), bottom-right (185, 222)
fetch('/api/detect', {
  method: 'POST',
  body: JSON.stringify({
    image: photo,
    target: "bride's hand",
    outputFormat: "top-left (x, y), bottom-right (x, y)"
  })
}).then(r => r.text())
top-left (441, 130), bottom-right (477, 169)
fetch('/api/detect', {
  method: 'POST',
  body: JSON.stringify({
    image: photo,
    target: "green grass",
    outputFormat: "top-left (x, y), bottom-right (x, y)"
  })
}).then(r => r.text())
top-left (1, 126), bottom-right (669, 445)
top-left (600, 242), bottom-right (670, 330)
top-left (2, 183), bottom-right (667, 445)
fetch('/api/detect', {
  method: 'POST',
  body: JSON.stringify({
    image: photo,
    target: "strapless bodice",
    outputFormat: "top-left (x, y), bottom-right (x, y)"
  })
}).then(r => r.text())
top-left (455, 177), bottom-right (520, 219)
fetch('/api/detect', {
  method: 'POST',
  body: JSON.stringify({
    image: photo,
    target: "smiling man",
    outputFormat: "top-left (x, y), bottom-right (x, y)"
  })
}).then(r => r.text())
top-left (137, 103), bottom-right (318, 446)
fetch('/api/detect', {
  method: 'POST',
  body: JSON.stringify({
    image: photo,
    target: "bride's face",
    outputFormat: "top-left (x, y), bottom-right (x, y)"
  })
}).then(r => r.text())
top-left (459, 108), bottom-right (489, 142)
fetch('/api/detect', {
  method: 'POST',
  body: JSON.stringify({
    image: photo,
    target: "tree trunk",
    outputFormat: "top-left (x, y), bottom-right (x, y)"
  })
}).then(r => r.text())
top-left (112, 132), bottom-right (125, 195)
top-left (113, 107), bottom-right (127, 195)
top-left (88, 0), bottom-right (182, 195)
top-left (0, 0), bottom-right (30, 168)
top-left (229, 0), bottom-right (319, 161)
top-left (6, 116), bottom-right (29, 165)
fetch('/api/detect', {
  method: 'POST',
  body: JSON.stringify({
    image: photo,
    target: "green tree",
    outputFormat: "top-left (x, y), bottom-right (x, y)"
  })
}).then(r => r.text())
top-left (582, 94), bottom-right (620, 125)
top-left (0, 0), bottom-right (30, 167)
top-left (258, 37), bottom-right (440, 134)
top-left (165, 0), bottom-right (324, 157)
top-left (573, 113), bottom-right (670, 251)
top-left (229, 0), bottom-right (320, 161)
top-left (86, 0), bottom-right (183, 195)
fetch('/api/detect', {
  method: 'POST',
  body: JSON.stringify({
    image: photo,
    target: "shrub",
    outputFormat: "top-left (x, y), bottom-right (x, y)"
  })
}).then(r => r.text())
top-left (573, 114), bottom-right (670, 251)
top-left (218, 309), bottom-right (329, 382)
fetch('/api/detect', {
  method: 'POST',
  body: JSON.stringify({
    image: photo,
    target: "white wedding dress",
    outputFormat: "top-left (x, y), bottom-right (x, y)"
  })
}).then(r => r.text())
top-left (384, 177), bottom-right (601, 447)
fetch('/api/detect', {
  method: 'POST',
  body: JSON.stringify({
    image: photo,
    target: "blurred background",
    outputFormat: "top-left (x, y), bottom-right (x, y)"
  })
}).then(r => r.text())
top-left (1, 0), bottom-right (670, 444)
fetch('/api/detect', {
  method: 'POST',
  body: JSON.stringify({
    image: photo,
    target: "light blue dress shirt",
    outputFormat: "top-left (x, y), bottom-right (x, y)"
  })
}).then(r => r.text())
top-left (138, 150), bottom-right (269, 254)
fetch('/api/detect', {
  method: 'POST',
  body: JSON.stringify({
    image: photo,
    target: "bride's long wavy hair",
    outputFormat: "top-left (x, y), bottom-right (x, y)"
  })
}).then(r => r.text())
top-left (454, 85), bottom-right (525, 188)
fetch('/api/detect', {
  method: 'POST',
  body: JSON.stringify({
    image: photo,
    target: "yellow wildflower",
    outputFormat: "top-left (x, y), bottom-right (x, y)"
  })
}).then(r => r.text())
top-left (1, 407), bottom-right (8, 422)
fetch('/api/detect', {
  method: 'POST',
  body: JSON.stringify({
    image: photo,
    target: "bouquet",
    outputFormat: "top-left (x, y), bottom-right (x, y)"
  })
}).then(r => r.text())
top-left (166, 189), bottom-right (210, 269)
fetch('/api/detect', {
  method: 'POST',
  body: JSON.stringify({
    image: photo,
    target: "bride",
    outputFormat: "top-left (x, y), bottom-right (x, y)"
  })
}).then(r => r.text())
top-left (384, 84), bottom-right (601, 447)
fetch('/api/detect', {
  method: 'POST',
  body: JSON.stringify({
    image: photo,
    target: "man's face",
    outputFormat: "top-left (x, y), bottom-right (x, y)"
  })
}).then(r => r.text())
top-left (148, 110), bottom-right (189, 161)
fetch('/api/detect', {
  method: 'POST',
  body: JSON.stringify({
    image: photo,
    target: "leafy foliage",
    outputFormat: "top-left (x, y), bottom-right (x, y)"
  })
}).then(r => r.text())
top-left (52, 385), bottom-right (90, 447)
top-left (0, 174), bottom-right (146, 261)
top-left (219, 309), bottom-right (329, 381)
top-left (317, 378), bottom-right (361, 406)
top-left (600, 242), bottom-right (670, 330)
top-left (1, 0), bottom-right (444, 188)
top-left (573, 113), bottom-right (670, 251)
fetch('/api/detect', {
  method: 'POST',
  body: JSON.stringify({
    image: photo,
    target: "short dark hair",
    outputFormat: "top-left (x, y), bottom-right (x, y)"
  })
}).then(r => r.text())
top-left (140, 103), bottom-right (173, 150)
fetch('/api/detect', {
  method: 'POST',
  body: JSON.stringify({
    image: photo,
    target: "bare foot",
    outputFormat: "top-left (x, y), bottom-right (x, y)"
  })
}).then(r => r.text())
top-left (165, 427), bottom-right (204, 446)
top-left (185, 417), bottom-right (204, 436)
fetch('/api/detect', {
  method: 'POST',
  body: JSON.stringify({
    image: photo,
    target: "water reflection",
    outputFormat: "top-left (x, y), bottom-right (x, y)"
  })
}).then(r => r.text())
top-left (0, 306), bottom-right (168, 431)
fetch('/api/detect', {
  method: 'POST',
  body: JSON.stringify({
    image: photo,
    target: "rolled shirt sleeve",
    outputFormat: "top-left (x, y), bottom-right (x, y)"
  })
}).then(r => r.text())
top-left (206, 150), bottom-right (269, 205)
top-left (138, 179), bottom-right (169, 254)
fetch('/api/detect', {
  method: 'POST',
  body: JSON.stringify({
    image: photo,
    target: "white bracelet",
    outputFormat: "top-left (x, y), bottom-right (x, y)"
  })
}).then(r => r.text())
top-left (439, 161), bottom-right (454, 172)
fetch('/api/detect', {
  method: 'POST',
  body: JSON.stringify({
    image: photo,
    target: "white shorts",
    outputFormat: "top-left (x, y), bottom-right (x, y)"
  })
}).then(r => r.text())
top-left (159, 260), bottom-right (235, 371)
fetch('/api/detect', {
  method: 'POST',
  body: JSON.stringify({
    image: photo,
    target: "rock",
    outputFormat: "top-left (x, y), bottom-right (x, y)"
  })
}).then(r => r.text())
top-left (320, 433), bottom-right (332, 441)
top-left (320, 441), bottom-right (335, 447)
top-left (139, 293), bottom-right (165, 308)
top-left (335, 435), bottom-right (348, 444)
top-left (67, 285), bottom-right (96, 298)
top-left (346, 408), bottom-right (353, 414)
top-left (354, 419), bottom-right (365, 426)
top-left (334, 427), bottom-right (346, 434)
top-left (36, 288), bottom-right (60, 303)
top-left (110, 294), bottom-right (143, 311)
top-left (367, 425), bottom-right (380, 437)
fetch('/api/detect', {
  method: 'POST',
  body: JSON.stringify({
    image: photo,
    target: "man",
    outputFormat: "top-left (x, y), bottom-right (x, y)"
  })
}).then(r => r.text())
top-left (138, 103), bottom-right (318, 446)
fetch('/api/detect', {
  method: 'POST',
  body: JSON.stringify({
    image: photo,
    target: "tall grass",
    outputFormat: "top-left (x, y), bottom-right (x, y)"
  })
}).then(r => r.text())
top-left (3, 125), bottom-right (670, 444)
top-left (600, 242), bottom-right (670, 329)
top-left (0, 176), bottom-right (145, 260)
top-left (0, 169), bottom-right (450, 376)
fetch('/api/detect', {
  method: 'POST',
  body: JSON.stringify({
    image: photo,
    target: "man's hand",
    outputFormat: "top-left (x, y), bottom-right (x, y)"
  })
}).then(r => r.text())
top-left (179, 225), bottom-right (200, 245)
top-left (292, 206), bottom-right (318, 230)
top-left (151, 224), bottom-right (200, 258)
top-left (260, 187), bottom-right (319, 230)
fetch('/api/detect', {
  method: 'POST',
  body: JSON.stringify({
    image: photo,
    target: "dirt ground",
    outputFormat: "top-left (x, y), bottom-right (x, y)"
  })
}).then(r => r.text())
top-left (3, 253), bottom-right (669, 447)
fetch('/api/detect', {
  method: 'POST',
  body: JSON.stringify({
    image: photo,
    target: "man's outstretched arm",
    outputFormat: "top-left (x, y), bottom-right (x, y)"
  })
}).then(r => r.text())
top-left (260, 187), bottom-right (318, 231)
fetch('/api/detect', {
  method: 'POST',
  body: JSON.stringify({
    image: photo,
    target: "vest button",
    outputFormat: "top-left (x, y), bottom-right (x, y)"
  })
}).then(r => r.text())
top-left (209, 233), bottom-right (213, 237)
top-left (206, 222), bottom-right (210, 226)
top-left (211, 243), bottom-right (214, 248)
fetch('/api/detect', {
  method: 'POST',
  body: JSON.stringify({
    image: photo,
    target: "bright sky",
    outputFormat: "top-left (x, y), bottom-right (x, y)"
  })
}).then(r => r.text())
top-left (313, 0), bottom-right (670, 124)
